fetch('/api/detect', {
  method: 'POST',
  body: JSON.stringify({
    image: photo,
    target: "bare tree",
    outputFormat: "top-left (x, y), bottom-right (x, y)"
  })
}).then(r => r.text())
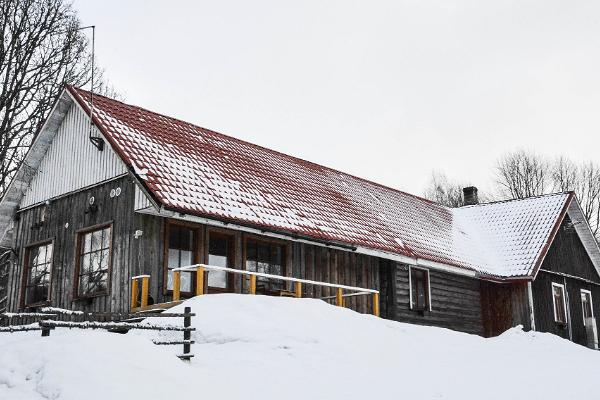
top-left (495, 150), bottom-right (600, 238)
top-left (552, 159), bottom-right (600, 238)
top-left (423, 171), bottom-right (466, 207)
top-left (494, 150), bottom-right (548, 199)
top-left (0, 0), bottom-right (111, 197)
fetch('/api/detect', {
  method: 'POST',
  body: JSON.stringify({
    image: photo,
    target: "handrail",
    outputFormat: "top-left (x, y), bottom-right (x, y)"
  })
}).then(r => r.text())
top-left (132, 263), bottom-right (380, 317)
top-left (173, 264), bottom-right (380, 294)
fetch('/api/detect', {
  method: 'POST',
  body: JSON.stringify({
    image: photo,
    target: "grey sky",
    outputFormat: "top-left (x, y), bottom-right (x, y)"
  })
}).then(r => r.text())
top-left (73, 0), bottom-right (600, 197)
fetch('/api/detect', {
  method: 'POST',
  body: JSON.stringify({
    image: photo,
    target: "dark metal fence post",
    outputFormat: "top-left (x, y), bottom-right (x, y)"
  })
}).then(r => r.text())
top-left (183, 306), bottom-right (191, 359)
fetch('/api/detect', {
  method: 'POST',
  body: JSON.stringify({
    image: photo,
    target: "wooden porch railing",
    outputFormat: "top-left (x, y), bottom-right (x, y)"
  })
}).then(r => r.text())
top-left (131, 264), bottom-right (380, 317)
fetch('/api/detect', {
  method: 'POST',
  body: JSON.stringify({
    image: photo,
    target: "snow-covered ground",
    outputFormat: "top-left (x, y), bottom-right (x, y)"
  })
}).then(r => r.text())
top-left (1, 294), bottom-right (599, 400)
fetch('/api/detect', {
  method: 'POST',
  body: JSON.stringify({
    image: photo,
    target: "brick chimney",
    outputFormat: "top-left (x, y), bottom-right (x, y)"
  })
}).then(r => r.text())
top-left (463, 186), bottom-right (479, 206)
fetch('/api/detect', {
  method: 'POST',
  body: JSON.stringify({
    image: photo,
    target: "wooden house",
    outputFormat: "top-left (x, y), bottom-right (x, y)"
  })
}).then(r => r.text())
top-left (1, 86), bottom-right (599, 348)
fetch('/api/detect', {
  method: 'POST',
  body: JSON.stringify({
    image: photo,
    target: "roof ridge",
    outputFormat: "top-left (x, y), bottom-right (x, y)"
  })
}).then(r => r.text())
top-left (69, 85), bottom-right (446, 209)
top-left (462, 191), bottom-right (573, 209)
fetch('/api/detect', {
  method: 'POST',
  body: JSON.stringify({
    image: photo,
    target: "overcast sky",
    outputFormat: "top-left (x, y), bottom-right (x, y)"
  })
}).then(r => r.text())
top-left (73, 0), bottom-right (600, 197)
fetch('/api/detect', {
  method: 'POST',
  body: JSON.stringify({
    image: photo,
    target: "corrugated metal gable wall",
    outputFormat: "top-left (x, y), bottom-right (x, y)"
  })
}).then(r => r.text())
top-left (20, 103), bottom-right (127, 208)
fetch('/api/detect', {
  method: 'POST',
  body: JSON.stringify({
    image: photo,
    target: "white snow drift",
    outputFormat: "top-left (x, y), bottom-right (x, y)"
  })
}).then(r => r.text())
top-left (1, 294), bottom-right (599, 400)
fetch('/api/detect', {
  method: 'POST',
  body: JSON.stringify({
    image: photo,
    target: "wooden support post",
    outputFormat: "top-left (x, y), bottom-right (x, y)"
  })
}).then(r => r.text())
top-left (249, 275), bottom-right (257, 295)
top-left (173, 271), bottom-right (181, 301)
top-left (336, 288), bottom-right (343, 307)
top-left (131, 278), bottom-right (139, 310)
top-left (196, 266), bottom-right (205, 296)
top-left (373, 292), bottom-right (380, 317)
top-left (141, 276), bottom-right (150, 308)
top-left (295, 281), bottom-right (302, 298)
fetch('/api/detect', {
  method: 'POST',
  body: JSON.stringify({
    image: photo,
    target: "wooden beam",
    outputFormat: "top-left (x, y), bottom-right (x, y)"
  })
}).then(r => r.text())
top-left (249, 275), bottom-right (256, 295)
top-left (196, 266), bottom-right (205, 296)
top-left (295, 281), bottom-right (302, 298)
top-left (336, 288), bottom-right (343, 307)
top-left (131, 279), bottom-right (139, 310)
top-left (373, 292), bottom-right (380, 317)
top-left (141, 276), bottom-right (150, 307)
top-left (173, 271), bottom-right (181, 301)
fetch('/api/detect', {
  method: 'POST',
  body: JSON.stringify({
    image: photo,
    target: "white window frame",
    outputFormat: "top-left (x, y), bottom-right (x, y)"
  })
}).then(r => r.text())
top-left (580, 289), bottom-right (594, 326)
top-left (408, 266), bottom-right (432, 311)
top-left (551, 282), bottom-right (568, 324)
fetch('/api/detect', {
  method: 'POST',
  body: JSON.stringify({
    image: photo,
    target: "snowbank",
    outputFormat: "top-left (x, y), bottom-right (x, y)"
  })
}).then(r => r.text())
top-left (1, 294), bottom-right (599, 400)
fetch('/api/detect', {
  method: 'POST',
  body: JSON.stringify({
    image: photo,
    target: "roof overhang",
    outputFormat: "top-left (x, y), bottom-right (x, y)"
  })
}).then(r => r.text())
top-left (0, 90), bottom-right (74, 247)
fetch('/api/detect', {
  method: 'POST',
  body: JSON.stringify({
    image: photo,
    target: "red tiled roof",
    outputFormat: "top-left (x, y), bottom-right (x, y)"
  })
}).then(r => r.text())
top-left (67, 86), bottom-right (572, 278)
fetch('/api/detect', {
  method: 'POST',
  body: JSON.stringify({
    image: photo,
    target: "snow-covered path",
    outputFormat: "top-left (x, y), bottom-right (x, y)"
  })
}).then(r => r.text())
top-left (1, 294), bottom-right (598, 400)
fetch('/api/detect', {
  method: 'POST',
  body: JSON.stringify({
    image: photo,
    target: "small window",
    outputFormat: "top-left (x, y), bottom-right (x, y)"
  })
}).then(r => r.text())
top-left (552, 283), bottom-right (567, 324)
top-left (207, 233), bottom-right (233, 290)
top-left (24, 242), bottom-right (53, 306)
top-left (245, 239), bottom-right (285, 293)
top-left (581, 289), bottom-right (594, 326)
top-left (166, 225), bottom-right (195, 292)
top-left (76, 226), bottom-right (111, 297)
top-left (410, 267), bottom-right (430, 311)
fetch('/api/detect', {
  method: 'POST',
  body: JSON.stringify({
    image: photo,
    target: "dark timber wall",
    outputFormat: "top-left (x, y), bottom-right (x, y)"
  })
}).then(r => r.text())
top-left (480, 281), bottom-right (531, 337)
top-left (7, 177), bottom-right (492, 335)
top-left (391, 264), bottom-right (484, 335)
top-left (6, 176), bottom-right (137, 313)
top-left (531, 217), bottom-right (600, 346)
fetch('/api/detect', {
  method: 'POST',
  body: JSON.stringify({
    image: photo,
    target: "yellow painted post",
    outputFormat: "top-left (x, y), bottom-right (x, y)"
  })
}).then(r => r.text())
top-left (336, 288), bottom-right (343, 307)
top-left (294, 282), bottom-right (302, 298)
top-left (196, 266), bottom-right (205, 296)
top-left (173, 271), bottom-right (181, 301)
top-left (141, 276), bottom-right (150, 308)
top-left (131, 278), bottom-right (139, 310)
top-left (249, 275), bottom-right (257, 295)
top-left (373, 292), bottom-right (380, 317)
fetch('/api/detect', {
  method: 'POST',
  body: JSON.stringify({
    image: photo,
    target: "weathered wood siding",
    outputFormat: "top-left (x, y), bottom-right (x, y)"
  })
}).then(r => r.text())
top-left (391, 265), bottom-right (484, 335)
top-left (480, 281), bottom-right (531, 337)
top-left (20, 102), bottom-right (127, 208)
top-left (7, 176), bottom-right (137, 313)
top-left (532, 218), bottom-right (600, 345)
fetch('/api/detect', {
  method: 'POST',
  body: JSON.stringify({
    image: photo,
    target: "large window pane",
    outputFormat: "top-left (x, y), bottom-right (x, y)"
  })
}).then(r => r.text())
top-left (552, 284), bottom-right (566, 324)
top-left (411, 268), bottom-right (429, 311)
top-left (78, 226), bottom-right (111, 297)
top-left (166, 225), bottom-right (195, 292)
top-left (581, 291), bottom-right (594, 325)
top-left (25, 242), bottom-right (53, 305)
top-left (208, 234), bottom-right (231, 289)
top-left (245, 240), bottom-right (285, 294)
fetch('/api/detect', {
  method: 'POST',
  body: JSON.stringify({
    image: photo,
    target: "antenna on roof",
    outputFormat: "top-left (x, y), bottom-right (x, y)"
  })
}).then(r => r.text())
top-left (68, 25), bottom-right (104, 151)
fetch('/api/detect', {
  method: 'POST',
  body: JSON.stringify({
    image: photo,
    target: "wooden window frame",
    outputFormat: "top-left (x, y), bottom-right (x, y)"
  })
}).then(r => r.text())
top-left (73, 222), bottom-right (113, 300)
top-left (242, 234), bottom-right (291, 293)
top-left (163, 219), bottom-right (203, 296)
top-left (205, 227), bottom-right (236, 293)
top-left (408, 266), bottom-right (431, 312)
top-left (580, 289), bottom-right (594, 326)
top-left (20, 239), bottom-right (54, 308)
top-left (551, 282), bottom-right (568, 325)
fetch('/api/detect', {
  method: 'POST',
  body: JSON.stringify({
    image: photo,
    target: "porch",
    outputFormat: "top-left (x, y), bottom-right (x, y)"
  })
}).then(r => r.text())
top-left (130, 263), bottom-right (381, 317)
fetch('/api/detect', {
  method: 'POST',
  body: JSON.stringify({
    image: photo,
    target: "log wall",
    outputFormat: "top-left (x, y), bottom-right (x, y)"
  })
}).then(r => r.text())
top-left (391, 264), bottom-right (484, 335)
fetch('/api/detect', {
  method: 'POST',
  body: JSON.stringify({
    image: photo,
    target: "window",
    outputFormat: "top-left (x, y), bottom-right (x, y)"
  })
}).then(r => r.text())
top-left (245, 239), bottom-right (285, 293)
top-left (552, 283), bottom-right (567, 324)
top-left (76, 226), bottom-right (111, 297)
top-left (24, 242), bottom-right (53, 305)
top-left (207, 233), bottom-right (233, 290)
top-left (167, 225), bottom-right (195, 292)
top-left (581, 289), bottom-right (594, 326)
top-left (410, 267), bottom-right (430, 311)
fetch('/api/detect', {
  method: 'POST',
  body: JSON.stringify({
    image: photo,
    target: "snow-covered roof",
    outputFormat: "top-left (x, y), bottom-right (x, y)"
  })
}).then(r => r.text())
top-left (454, 193), bottom-right (571, 277)
top-left (61, 87), bottom-right (592, 279)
